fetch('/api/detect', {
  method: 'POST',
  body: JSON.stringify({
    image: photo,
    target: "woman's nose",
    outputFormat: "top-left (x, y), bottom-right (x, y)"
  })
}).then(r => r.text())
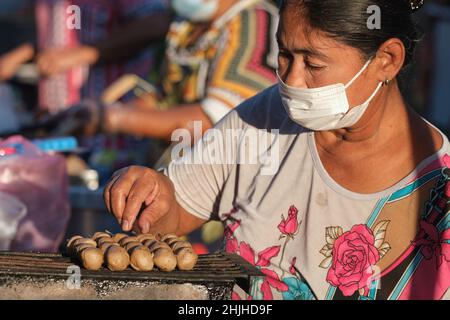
top-left (282, 65), bottom-right (307, 88)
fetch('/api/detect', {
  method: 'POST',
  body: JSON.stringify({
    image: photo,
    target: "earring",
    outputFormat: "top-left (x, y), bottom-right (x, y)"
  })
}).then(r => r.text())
top-left (383, 79), bottom-right (391, 86)
top-left (410, 0), bottom-right (425, 12)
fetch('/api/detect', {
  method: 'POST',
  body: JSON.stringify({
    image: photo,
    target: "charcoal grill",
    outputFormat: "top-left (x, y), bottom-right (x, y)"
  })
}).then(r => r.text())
top-left (0, 251), bottom-right (264, 300)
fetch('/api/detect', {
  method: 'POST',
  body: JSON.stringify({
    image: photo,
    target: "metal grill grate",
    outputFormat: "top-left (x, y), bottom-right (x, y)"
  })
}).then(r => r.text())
top-left (0, 251), bottom-right (264, 299)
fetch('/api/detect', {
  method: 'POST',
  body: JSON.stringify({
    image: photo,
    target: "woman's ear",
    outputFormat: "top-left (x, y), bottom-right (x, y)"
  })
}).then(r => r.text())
top-left (375, 38), bottom-right (406, 82)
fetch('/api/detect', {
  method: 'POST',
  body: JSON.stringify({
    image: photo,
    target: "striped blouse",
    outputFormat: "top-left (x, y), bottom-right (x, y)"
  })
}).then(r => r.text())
top-left (160, 0), bottom-right (279, 124)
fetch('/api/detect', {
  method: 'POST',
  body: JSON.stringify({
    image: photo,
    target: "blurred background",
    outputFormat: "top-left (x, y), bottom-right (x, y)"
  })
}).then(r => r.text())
top-left (0, 0), bottom-right (448, 254)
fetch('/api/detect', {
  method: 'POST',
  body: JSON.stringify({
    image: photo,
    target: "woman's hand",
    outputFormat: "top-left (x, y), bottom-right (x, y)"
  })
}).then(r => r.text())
top-left (0, 54), bottom-right (21, 81)
top-left (0, 44), bottom-right (34, 81)
top-left (103, 166), bottom-right (206, 235)
top-left (133, 94), bottom-right (159, 110)
top-left (37, 45), bottom-right (98, 76)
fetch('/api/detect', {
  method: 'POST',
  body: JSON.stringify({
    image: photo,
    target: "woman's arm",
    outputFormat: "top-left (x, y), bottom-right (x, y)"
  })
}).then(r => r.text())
top-left (104, 103), bottom-right (213, 140)
top-left (0, 43), bottom-right (35, 81)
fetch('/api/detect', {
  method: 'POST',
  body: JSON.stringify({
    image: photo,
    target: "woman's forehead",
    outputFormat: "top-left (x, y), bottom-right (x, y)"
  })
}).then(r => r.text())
top-left (277, 10), bottom-right (362, 60)
top-left (277, 19), bottom-right (337, 52)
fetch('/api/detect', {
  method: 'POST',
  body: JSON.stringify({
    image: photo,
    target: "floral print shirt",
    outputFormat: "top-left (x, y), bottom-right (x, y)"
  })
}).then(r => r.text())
top-left (165, 85), bottom-right (450, 300)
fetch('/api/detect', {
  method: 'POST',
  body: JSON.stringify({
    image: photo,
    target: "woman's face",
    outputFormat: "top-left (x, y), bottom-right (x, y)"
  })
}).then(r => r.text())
top-left (171, 0), bottom-right (219, 22)
top-left (277, 8), bottom-right (382, 108)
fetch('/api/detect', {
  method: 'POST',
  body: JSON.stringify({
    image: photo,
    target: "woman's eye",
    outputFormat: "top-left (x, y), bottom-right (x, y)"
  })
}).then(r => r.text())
top-left (305, 60), bottom-right (325, 71)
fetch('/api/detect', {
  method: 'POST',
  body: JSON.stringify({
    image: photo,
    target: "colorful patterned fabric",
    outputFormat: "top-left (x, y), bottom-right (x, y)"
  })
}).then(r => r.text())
top-left (72, 0), bottom-right (169, 101)
top-left (165, 85), bottom-right (450, 300)
top-left (161, 0), bottom-right (279, 123)
top-left (36, 0), bottom-right (169, 112)
top-left (36, 0), bottom-right (84, 113)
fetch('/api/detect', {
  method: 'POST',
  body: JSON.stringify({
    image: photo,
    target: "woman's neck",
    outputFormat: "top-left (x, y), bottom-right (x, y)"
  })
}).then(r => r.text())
top-left (315, 82), bottom-right (409, 150)
top-left (315, 80), bottom-right (444, 164)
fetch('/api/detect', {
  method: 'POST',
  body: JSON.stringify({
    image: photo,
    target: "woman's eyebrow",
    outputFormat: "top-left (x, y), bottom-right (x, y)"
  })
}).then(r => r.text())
top-left (276, 35), bottom-right (328, 60)
top-left (293, 48), bottom-right (328, 60)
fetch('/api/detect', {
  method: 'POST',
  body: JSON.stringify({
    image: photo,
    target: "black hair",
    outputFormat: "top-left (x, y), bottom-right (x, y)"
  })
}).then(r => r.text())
top-left (279, 0), bottom-right (423, 71)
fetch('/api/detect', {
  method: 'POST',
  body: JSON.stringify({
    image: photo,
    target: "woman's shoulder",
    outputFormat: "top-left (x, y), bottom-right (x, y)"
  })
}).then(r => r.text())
top-left (219, 0), bottom-right (279, 32)
top-left (217, 85), bottom-right (304, 135)
top-left (234, 85), bottom-right (285, 124)
top-left (424, 119), bottom-right (450, 157)
top-left (445, 131), bottom-right (450, 155)
top-left (414, 120), bottom-right (450, 175)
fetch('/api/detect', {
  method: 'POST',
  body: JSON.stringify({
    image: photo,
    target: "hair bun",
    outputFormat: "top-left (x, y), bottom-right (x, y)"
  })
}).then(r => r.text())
top-left (410, 0), bottom-right (425, 12)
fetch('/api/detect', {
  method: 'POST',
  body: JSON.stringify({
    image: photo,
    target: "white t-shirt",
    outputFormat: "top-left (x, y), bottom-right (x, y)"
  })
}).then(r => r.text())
top-left (166, 85), bottom-right (450, 300)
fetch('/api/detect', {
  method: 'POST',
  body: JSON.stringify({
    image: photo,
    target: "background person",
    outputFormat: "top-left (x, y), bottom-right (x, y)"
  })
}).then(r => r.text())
top-left (99, 0), bottom-right (279, 141)
top-left (0, 0), bottom-right (171, 112)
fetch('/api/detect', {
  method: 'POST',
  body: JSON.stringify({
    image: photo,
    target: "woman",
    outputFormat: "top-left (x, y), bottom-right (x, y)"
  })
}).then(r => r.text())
top-left (103, 0), bottom-right (450, 300)
top-left (101, 0), bottom-right (279, 140)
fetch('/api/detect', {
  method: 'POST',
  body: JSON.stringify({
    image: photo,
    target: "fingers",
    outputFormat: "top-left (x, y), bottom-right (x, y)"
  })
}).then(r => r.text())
top-left (103, 171), bottom-right (122, 214)
top-left (103, 167), bottom-right (136, 225)
top-left (144, 181), bottom-right (160, 206)
top-left (37, 51), bottom-right (63, 76)
top-left (109, 175), bottom-right (134, 227)
top-left (121, 177), bottom-right (158, 231)
top-left (103, 167), bottom-right (161, 232)
top-left (137, 193), bottom-right (172, 234)
top-left (36, 55), bottom-right (53, 76)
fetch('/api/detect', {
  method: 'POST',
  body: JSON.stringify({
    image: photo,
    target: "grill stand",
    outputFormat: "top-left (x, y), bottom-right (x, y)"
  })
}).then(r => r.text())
top-left (0, 252), bottom-right (265, 300)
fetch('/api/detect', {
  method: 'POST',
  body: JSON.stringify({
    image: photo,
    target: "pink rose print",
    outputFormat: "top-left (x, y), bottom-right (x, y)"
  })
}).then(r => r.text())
top-left (443, 155), bottom-right (450, 196)
top-left (224, 220), bottom-right (240, 237)
top-left (225, 236), bottom-right (238, 253)
top-left (289, 257), bottom-right (297, 275)
top-left (256, 246), bottom-right (281, 267)
top-left (278, 205), bottom-right (299, 237)
top-left (223, 211), bottom-right (240, 240)
top-left (223, 208), bottom-right (241, 254)
top-left (239, 242), bottom-right (255, 263)
top-left (414, 220), bottom-right (450, 267)
top-left (224, 206), bottom-right (301, 300)
top-left (441, 229), bottom-right (450, 263)
top-left (278, 206), bottom-right (302, 279)
top-left (231, 292), bottom-right (241, 300)
top-left (260, 268), bottom-right (290, 291)
top-left (326, 225), bottom-right (381, 297)
top-left (260, 281), bottom-right (273, 300)
top-left (443, 154), bottom-right (450, 168)
top-left (238, 241), bottom-right (288, 300)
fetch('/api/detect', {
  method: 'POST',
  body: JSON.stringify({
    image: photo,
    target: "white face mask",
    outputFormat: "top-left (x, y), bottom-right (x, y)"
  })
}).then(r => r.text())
top-left (171, 0), bottom-right (219, 22)
top-left (277, 60), bottom-right (383, 131)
